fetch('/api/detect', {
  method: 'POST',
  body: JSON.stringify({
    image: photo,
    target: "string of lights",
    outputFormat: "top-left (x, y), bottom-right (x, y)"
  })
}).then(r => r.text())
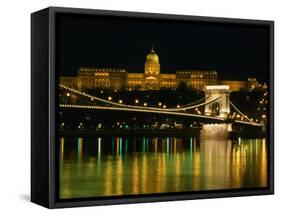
top-left (59, 104), bottom-right (226, 121)
top-left (59, 84), bottom-right (262, 127)
top-left (230, 101), bottom-right (252, 122)
top-left (60, 84), bottom-right (221, 111)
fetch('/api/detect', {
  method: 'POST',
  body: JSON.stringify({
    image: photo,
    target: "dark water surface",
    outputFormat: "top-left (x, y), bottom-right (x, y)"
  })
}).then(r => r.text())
top-left (59, 136), bottom-right (267, 199)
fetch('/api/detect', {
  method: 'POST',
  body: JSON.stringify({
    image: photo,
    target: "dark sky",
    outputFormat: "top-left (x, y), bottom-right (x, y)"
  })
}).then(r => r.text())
top-left (56, 13), bottom-right (270, 82)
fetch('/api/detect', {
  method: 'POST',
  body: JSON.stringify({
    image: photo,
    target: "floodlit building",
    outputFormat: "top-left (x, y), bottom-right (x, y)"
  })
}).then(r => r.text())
top-left (59, 47), bottom-right (258, 91)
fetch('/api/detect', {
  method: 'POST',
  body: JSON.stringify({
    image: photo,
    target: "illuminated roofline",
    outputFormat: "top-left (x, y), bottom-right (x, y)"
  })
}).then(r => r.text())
top-left (205, 85), bottom-right (230, 90)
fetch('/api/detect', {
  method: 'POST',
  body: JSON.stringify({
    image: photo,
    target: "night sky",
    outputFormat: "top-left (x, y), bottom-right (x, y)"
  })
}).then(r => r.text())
top-left (56, 13), bottom-right (270, 82)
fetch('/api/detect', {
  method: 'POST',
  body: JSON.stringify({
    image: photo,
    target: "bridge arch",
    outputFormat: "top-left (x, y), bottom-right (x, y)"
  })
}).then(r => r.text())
top-left (211, 102), bottom-right (221, 117)
top-left (204, 85), bottom-right (231, 118)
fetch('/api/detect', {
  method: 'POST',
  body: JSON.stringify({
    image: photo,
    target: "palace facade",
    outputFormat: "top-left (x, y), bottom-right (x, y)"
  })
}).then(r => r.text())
top-left (60, 47), bottom-right (261, 91)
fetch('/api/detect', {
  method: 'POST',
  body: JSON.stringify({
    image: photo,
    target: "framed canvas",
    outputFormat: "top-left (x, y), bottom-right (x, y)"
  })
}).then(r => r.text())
top-left (31, 7), bottom-right (274, 208)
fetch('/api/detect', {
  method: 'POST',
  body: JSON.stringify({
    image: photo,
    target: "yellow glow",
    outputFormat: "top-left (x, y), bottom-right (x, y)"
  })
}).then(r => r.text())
top-left (94, 72), bottom-right (109, 76)
top-left (205, 85), bottom-right (229, 90)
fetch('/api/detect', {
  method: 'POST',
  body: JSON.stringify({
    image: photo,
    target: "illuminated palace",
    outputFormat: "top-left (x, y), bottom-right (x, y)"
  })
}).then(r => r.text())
top-left (60, 47), bottom-right (261, 91)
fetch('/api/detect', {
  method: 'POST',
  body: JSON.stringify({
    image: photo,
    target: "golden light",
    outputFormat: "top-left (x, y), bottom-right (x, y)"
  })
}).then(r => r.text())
top-left (108, 96), bottom-right (112, 101)
top-left (144, 102), bottom-right (147, 106)
top-left (163, 105), bottom-right (166, 108)
top-left (119, 100), bottom-right (123, 104)
top-left (262, 114), bottom-right (266, 119)
top-left (135, 99), bottom-right (139, 104)
top-left (177, 105), bottom-right (180, 108)
top-left (158, 102), bottom-right (162, 106)
top-left (66, 93), bottom-right (70, 97)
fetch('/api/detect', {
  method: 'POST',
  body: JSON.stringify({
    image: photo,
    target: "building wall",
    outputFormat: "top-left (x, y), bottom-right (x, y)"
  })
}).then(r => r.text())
top-left (176, 70), bottom-right (218, 90)
top-left (144, 59), bottom-right (160, 90)
top-left (60, 69), bottom-right (219, 91)
top-left (159, 74), bottom-right (177, 89)
top-left (219, 80), bottom-right (247, 91)
top-left (77, 68), bottom-right (126, 90)
top-left (126, 73), bottom-right (145, 89)
top-left (58, 50), bottom-right (258, 92)
top-left (59, 50), bottom-right (221, 91)
top-left (59, 70), bottom-right (259, 92)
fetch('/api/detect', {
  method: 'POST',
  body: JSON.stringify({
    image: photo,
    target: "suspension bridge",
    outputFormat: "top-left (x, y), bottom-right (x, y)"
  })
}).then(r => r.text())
top-left (59, 84), bottom-right (261, 127)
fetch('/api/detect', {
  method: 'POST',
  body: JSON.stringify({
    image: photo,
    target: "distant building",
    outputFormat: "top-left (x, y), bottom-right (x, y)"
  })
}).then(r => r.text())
top-left (247, 77), bottom-right (259, 91)
top-left (176, 70), bottom-right (217, 90)
top-left (59, 46), bottom-right (260, 92)
top-left (219, 80), bottom-right (247, 91)
top-left (60, 47), bottom-right (217, 91)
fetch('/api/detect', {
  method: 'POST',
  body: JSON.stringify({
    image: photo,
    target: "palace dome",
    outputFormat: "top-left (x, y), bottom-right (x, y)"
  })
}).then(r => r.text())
top-left (146, 47), bottom-right (159, 64)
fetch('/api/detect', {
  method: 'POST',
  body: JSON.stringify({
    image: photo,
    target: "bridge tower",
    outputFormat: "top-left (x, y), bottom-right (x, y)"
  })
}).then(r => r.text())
top-left (204, 85), bottom-right (231, 119)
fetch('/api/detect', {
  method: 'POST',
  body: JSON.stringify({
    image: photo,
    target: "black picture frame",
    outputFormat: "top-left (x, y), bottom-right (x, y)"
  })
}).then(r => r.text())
top-left (31, 6), bottom-right (274, 208)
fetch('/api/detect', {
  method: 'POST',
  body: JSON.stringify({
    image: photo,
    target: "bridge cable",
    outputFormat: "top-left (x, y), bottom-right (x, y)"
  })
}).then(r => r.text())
top-left (59, 104), bottom-right (225, 121)
top-left (59, 84), bottom-right (219, 111)
top-left (229, 101), bottom-right (252, 122)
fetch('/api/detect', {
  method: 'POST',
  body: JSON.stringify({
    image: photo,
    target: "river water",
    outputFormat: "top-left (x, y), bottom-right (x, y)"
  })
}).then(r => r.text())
top-left (59, 136), bottom-right (267, 199)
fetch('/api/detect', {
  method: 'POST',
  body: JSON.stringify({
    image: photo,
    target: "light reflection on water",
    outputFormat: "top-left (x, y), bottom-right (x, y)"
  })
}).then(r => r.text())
top-left (60, 137), bottom-right (267, 199)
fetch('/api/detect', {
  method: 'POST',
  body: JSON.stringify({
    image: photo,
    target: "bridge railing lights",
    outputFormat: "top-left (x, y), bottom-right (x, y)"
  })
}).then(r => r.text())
top-left (60, 84), bottom-right (222, 113)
